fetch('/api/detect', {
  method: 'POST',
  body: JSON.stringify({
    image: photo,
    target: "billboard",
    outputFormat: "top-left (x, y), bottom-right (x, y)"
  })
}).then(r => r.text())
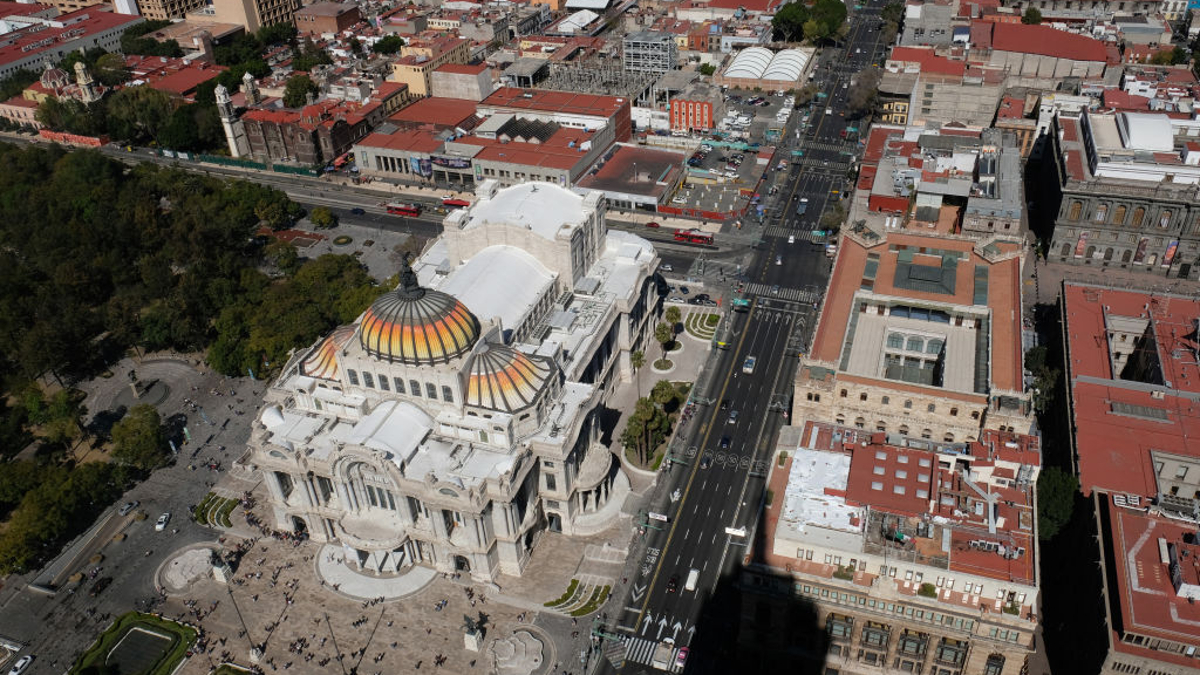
top-left (430, 155), bottom-right (471, 169)
top-left (1073, 231), bottom-right (1089, 258)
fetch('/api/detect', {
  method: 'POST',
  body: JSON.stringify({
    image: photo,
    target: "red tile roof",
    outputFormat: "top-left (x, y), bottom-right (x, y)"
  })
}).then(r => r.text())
top-left (387, 96), bottom-right (478, 126)
top-left (984, 21), bottom-right (1107, 62)
top-left (435, 62), bottom-right (487, 75)
top-left (889, 46), bottom-right (966, 77)
top-left (0, 9), bottom-right (143, 69)
top-left (482, 86), bottom-right (628, 118)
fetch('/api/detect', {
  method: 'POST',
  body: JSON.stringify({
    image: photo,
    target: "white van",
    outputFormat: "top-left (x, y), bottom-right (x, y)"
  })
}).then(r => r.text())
top-left (684, 568), bottom-right (700, 592)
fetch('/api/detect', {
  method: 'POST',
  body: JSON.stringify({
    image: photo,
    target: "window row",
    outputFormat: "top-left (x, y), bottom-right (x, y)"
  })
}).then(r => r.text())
top-left (1066, 200), bottom-right (1181, 230)
top-left (347, 369), bottom-right (453, 403)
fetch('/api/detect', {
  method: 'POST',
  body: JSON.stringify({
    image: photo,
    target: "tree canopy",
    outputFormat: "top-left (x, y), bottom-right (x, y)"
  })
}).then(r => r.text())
top-left (772, 0), bottom-right (847, 43)
top-left (283, 74), bottom-right (320, 108)
top-left (1021, 6), bottom-right (1042, 24)
top-left (372, 35), bottom-right (406, 55)
top-left (111, 404), bottom-right (167, 471)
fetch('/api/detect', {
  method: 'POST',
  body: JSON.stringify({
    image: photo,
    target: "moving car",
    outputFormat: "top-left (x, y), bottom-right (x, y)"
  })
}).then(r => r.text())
top-left (700, 456), bottom-right (711, 469)
top-left (155, 512), bottom-right (171, 532)
top-left (118, 501), bottom-right (139, 516)
top-left (667, 575), bottom-right (679, 593)
top-left (720, 436), bottom-right (731, 449)
top-left (646, 221), bottom-right (660, 228)
top-left (728, 410), bottom-right (740, 424)
top-left (742, 356), bottom-right (757, 374)
top-left (675, 647), bottom-right (689, 669)
top-left (350, 207), bottom-right (366, 215)
top-left (7, 656), bottom-right (33, 675)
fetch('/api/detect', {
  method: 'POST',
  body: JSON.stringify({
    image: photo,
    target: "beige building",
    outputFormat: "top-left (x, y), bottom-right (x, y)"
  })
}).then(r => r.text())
top-left (245, 180), bottom-right (662, 581)
top-left (136, 0), bottom-right (208, 21)
top-left (390, 35), bottom-right (471, 98)
top-left (212, 0), bottom-right (298, 34)
top-left (793, 227), bottom-right (1031, 444)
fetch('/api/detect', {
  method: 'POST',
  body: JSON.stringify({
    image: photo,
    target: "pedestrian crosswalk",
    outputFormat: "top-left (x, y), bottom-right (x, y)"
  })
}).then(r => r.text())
top-left (797, 140), bottom-right (849, 153)
top-left (742, 282), bottom-right (820, 304)
top-left (764, 226), bottom-right (825, 242)
top-left (623, 636), bottom-right (685, 673)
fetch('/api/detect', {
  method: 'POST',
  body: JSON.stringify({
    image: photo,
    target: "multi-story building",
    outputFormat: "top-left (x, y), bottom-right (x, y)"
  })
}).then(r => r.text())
top-left (1043, 107), bottom-right (1200, 279)
top-left (430, 63), bottom-right (494, 101)
top-left (0, 7), bottom-right (143, 81)
top-left (390, 34), bottom-right (471, 98)
top-left (622, 31), bottom-right (677, 74)
top-left (882, 47), bottom-right (1005, 131)
top-left (294, 1), bottom-right (360, 36)
top-left (792, 224), bottom-right (1031, 443)
top-left (132, 0), bottom-right (208, 21)
top-left (247, 179), bottom-right (660, 581)
top-left (355, 87), bottom-right (632, 188)
top-left (211, 0), bottom-right (298, 34)
top-left (746, 421), bottom-right (1041, 675)
top-left (851, 125), bottom-right (1025, 240)
top-left (1061, 282), bottom-right (1200, 675)
top-left (668, 81), bottom-right (723, 131)
top-left (899, 0), bottom-right (957, 47)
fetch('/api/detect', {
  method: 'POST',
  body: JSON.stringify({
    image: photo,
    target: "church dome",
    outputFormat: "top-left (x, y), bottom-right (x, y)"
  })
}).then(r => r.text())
top-left (466, 343), bottom-right (553, 412)
top-left (359, 259), bottom-right (480, 365)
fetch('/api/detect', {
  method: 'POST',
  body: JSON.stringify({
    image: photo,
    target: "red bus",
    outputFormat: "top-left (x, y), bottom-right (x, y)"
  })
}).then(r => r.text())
top-left (386, 203), bottom-right (422, 217)
top-left (442, 197), bottom-right (471, 209)
top-left (673, 229), bottom-right (714, 245)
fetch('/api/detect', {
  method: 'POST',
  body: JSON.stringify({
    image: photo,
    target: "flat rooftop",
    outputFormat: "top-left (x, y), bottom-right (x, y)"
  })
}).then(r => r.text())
top-left (775, 421), bottom-right (1039, 585)
top-left (574, 144), bottom-right (684, 199)
top-left (1105, 503), bottom-right (1200, 667)
top-left (810, 231), bottom-right (1024, 393)
top-left (1063, 282), bottom-right (1200, 498)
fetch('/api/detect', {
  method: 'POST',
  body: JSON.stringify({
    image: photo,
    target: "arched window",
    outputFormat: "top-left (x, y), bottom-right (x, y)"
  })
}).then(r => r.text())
top-left (836, 415), bottom-right (846, 426)
top-left (1060, 243), bottom-right (1072, 258)
top-left (1094, 204), bottom-right (1108, 222)
top-left (921, 429), bottom-right (932, 439)
top-left (854, 417), bottom-right (865, 429)
top-left (1160, 210), bottom-right (1173, 228)
top-left (899, 425), bottom-right (910, 436)
top-left (1113, 204), bottom-right (1127, 224)
top-left (943, 433), bottom-right (956, 442)
top-left (1085, 245), bottom-right (1096, 260)
top-left (1122, 249), bottom-right (1132, 264)
top-left (1104, 247), bottom-right (1114, 261)
top-left (1068, 201), bottom-right (1083, 220)
top-left (1132, 206), bottom-right (1146, 226)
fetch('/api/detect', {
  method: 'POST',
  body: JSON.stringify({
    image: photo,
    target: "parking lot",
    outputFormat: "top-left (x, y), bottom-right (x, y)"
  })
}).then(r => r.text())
top-left (666, 89), bottom-right (799, 215)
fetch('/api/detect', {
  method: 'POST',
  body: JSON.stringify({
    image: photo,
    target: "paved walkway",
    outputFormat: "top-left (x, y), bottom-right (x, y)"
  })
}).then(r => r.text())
top-left (314, 545), bottom-right (437, 600)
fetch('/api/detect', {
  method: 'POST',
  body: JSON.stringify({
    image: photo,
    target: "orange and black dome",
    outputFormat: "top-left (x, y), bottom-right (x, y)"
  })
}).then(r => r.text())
top-left (359, 259), bottom-right (480, 365)
top-left (466, 343), bottom-right (553, 412)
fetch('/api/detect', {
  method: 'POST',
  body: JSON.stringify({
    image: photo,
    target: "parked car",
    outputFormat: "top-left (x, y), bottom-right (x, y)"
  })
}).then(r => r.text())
top-left (7, 656), bottom-right (33, 675)
top-left (118, 501), bottom-right (139, 516)
top-left (155, 512), bottom-right (171, 532)
top-left (646, 221), bottom-right (661, 228)
top-left (350, 207), bottom-right (366, 215)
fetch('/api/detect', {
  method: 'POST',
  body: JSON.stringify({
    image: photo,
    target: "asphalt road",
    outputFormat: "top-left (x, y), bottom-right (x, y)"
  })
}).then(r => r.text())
top-left (606, 2), bottom-right (893, 672)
